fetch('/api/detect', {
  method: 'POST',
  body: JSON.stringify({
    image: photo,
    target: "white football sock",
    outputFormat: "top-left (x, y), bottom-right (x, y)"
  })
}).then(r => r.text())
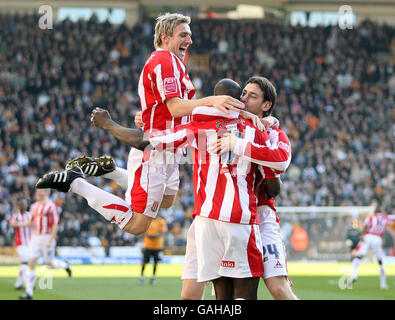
top-left (380, 264), bottom-right (386, 283)
top-left (70, 178), bottom-right (133, 229)
top-left (25, 269), bottom-right (36, 296)
top-left (351, 257), bottom-right (361, 280)
top-left (15, 263), bottom-right (27, 287)
top-left (102, 167), bottom-right (128, 190)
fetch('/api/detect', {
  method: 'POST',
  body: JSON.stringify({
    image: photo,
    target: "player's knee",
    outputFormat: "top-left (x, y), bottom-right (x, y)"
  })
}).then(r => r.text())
top-left (266, 277), bottom-right (296, 300)
top-left (233, 277), bottom-right (259, 300)
top-left (215, 291), bottom-right (234, 300)
top-left (270, 284), bottom-right (295, 300)
top-left (29, 259), bottom-right (37, 270)
top-left (181, 289), bottom-right (201, 300)
top-left (160, 195), bottom-right (176, 209)
top-left (181, 280), bottom-right (205, 300)
top-left (122, 213), bottom-right (151, 235)
top-left (123, 223), bottom-right (147, 235)
top-left (123, 220), bottom-right (147, 235)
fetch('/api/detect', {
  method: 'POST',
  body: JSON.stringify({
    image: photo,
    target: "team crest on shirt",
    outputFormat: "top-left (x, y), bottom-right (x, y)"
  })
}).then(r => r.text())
top-left (151, 201), bottom-right (159, 212)
top-left (164, 77), bottom-right (178, 95)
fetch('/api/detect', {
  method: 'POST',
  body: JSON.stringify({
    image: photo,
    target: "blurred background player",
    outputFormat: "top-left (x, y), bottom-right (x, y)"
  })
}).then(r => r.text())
top-left (351, 206), bottom-right (395, 289)
top-left (19, 189), bottom-right (72, 300)
top-left (346, 217), bottom-right (362, 257)
top-left (139, 214), bottom-right (168, 285)
top-left (9, 198), bottom-right (32, 290)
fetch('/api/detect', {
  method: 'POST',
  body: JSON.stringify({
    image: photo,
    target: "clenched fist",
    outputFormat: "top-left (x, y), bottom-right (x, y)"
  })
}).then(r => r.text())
top-left (91, 107), bottom-right (113, 130)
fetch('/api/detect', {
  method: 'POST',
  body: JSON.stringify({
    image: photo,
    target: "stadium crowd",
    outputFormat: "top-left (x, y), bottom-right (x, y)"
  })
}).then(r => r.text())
top-left (0, 13), bottom-right (394, 256)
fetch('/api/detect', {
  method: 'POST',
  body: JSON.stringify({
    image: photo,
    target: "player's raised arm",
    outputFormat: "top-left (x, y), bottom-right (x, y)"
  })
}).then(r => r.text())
top-left (148, 122), bottom-right (198, 153)
top-left (91, 107), bottom-right (150, 151)
top-left (166, 95), bottom-right (245, 118)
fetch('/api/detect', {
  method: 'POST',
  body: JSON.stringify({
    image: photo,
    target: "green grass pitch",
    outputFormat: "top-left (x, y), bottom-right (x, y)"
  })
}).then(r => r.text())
top-left (1, 262), bottom-right (394, 300)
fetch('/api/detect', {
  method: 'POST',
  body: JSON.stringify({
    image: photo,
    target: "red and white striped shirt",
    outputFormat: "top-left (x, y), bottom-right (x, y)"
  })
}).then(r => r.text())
top-left (254, 126), bottom-right (292, 210)
top-left (30, 200), bottom-right (59, 236)
top-left (138, 49), bottom-right (195, 133)
top-left (149, 107), bottom-right (291, 225)
top-left (232, 125), bottom-right (292, 173)
top-left (10, 211), bottom-right (32, 247)
top-left (364, 213), bottom-right (395, 237)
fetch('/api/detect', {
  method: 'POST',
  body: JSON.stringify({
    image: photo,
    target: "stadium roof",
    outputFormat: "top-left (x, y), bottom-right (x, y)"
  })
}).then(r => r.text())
top-left (138, 0), bottom-right (395, 7)
top-left (0, 0), bottom-right (394, 24)
top-left (1, 0), bottom-right (395, 9)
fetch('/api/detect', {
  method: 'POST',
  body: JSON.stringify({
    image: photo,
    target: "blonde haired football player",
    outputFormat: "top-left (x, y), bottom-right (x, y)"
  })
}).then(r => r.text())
top-left (36, 12), bottom-right (245, 238)
top-left (153, 13), bottom-right (191, 50)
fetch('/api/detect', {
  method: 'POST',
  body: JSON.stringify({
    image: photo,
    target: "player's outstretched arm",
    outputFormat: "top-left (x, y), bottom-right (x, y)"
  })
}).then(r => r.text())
top-left (91, 107), bottom-right (150, 151)
top-left (166, 95), bottom-right (245, 118)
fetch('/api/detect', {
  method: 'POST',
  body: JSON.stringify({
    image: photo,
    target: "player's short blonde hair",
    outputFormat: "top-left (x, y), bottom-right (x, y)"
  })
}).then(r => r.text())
top-left (154, 13), bottom-right (191, 49)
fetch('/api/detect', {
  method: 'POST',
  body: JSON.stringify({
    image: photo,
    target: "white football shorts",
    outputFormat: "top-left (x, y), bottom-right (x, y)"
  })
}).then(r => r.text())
top-left (16, 245), bottom-right (30, 263)
top-left (29, 234), bottom-right (56, 263)
top-left (126, 148), bottom-right (180, 218)
top-left (354, 233), bottom-right (385, 260)
top-left (257, 205), bottom-right (289, 279)
top-left (181, 220), bottom-right (199, 280)
top-left (193, 215), bottom-right (264, 282)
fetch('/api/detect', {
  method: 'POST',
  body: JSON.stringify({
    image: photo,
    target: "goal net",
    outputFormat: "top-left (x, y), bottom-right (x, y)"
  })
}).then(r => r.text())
top-left (276, 206), bottom-right (384, 261)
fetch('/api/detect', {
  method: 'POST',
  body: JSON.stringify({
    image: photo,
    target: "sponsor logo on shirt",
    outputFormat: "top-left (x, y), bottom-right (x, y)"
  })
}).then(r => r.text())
top-left (221, 260), bottom-right (235, 268)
